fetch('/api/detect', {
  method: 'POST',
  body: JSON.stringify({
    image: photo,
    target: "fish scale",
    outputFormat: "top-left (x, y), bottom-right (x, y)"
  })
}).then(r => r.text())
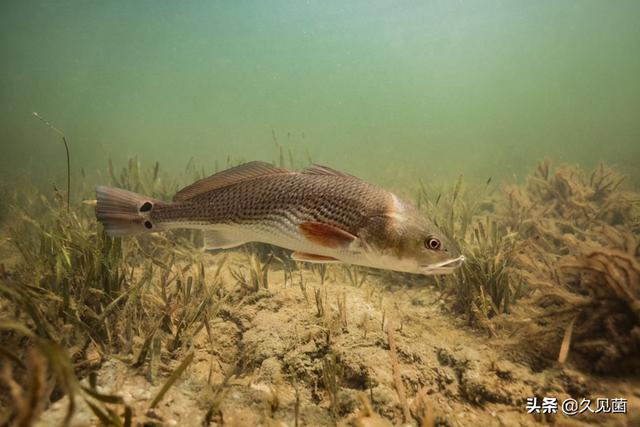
top-left (153, 174), bottom-right (386, 236)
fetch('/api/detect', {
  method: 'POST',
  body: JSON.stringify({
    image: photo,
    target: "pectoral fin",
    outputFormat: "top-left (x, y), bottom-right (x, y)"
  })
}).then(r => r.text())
top-left (299, 222), bottom-right (357, 248)
top-left (291, 252), bottom-right (341, 263)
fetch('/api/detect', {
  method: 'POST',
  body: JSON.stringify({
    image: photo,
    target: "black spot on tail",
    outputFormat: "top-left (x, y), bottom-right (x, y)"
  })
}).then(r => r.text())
top-left (139, 201), bottom-right (153, 212)
top-left (144, 220), bottom-right (153, 229)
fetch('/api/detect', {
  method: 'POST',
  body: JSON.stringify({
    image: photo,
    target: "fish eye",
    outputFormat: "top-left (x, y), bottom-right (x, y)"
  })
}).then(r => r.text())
top-left (425, 236), bottom-right (441, 250)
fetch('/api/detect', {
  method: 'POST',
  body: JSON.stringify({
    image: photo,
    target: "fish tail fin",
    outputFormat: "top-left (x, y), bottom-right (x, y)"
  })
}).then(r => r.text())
top-left (96, 186), bottom-right (164, 236)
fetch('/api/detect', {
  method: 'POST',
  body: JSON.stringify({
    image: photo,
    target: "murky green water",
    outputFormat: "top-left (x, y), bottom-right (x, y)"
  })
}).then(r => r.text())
top-left (1, 4), bottom-right (639, 424)
top-left (1, 0), bottom-right (639, 189)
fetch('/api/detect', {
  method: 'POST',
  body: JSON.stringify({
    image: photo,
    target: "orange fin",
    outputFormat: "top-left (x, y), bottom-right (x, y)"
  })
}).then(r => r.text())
top-left (174, 161), bottom-right (289, 202)
top-left (291, 252), bottom-right (340, 263)
top-left (299, 222), bottom-right (357, 248)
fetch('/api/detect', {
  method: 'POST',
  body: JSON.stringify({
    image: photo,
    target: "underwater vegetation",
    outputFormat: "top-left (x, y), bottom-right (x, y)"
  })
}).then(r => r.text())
top-left (416, 160), bottom-right (640, 374)
top-left (498, 161), bottom-right (640, 373)
top-left (0, 155), bottom-right (638, 425)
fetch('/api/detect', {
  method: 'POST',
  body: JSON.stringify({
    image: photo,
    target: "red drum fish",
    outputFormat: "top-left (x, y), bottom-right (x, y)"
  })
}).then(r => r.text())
top-left (96, 162), bottom-right (464, 275)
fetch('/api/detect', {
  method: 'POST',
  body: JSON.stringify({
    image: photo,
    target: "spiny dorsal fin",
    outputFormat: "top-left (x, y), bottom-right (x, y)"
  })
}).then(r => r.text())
top-left (174, 161), bottom-right (289, 202)
top-left (302, 164), bottom-right (358, 179)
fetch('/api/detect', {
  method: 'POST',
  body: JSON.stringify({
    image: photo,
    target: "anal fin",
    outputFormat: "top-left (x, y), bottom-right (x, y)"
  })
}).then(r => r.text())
top-left (203, 229), bottom-right (247, 250)
top-left (292, 252), bottom-right (341, 263)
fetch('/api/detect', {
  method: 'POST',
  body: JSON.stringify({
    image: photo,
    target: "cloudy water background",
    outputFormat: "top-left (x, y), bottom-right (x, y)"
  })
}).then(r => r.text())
top-left (1, 0), bottom-right (638, 190)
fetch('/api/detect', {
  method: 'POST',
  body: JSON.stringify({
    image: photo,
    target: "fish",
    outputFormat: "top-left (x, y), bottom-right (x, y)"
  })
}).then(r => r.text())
top-left (95, 161), bottom-right (464, 275)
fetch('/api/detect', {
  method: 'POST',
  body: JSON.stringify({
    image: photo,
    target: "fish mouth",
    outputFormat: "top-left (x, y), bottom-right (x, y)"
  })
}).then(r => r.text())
top-left (420, 255), bottom-right (465, 275)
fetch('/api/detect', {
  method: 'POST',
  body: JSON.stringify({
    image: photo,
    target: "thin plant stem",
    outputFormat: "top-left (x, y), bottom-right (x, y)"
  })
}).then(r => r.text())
top-left (33, 112), bottom-right (70, 210)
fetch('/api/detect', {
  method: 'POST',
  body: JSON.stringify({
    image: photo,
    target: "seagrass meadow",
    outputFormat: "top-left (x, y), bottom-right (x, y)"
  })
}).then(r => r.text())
top-left (0, 156), bottom-right (638, 426)
top-left (1, 1), bottom-right (640, 426)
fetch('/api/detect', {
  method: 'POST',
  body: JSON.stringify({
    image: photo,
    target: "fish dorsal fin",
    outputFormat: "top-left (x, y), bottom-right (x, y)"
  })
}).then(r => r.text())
top-left (302, 164), bottom-right (358, 179)
top-left (174, 161), bottom-right (289, 202)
